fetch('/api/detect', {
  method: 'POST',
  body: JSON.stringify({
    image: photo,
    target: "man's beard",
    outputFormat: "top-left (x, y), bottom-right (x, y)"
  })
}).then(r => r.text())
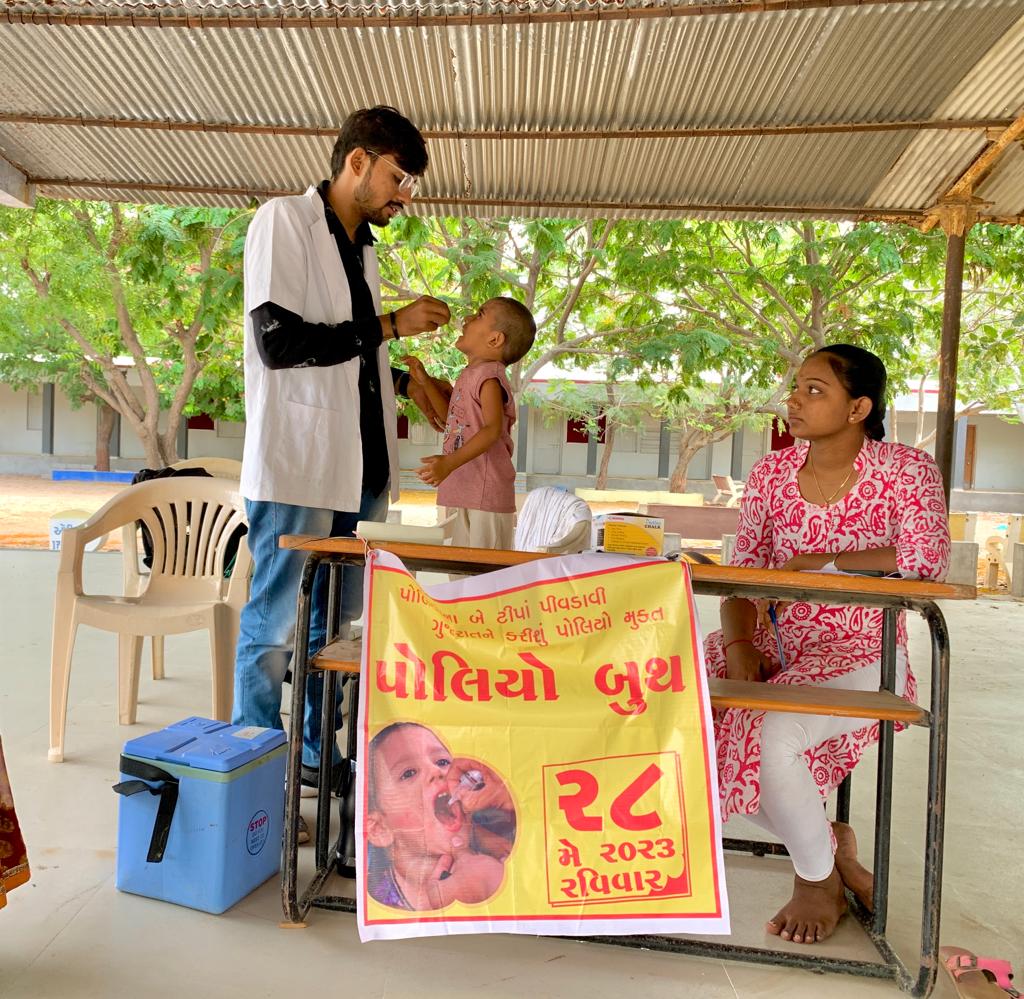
top-left (355, 175), bottom-right (402, 227)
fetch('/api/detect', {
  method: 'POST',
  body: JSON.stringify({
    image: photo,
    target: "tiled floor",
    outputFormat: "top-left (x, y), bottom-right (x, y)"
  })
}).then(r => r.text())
top-left (1, 549), bottom-right (1020, 998)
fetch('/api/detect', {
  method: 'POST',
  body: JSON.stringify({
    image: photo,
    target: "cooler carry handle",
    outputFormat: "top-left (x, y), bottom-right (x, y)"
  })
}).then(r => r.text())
top-left (113, 756), bottom-right (180, 863)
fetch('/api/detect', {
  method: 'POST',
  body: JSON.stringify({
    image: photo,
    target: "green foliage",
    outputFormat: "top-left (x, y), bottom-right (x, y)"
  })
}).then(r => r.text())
top-left (375, 214), bottom-right (1023, 480)
top-left (1, 194), bottom-right (1020, 469)
top-left (0, 197), bottom-right (248, 463)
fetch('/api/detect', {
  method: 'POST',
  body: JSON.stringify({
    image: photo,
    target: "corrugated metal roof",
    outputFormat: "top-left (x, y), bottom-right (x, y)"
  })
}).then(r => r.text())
top-left (976, 141), bottom-right (1024, 215)
top-left (1, 0), bottom-right (1023, 222)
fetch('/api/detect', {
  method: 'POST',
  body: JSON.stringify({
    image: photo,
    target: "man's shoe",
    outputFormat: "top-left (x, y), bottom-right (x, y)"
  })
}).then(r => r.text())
top-left (296, 815), bottom-right (310, 846)
top-left (299, 761), bottom-right (347, 798)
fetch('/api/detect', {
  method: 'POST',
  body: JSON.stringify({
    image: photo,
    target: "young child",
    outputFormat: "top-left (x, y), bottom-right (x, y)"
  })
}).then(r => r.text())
top-left (365, 722), bottom-right (506, 912)
top-left (403, 296), bottom-right (536, 550)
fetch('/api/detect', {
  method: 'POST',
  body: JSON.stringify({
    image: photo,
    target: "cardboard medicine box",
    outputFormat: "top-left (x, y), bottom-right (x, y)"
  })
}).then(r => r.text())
top-left (592, 514), bottom-right (665, 557)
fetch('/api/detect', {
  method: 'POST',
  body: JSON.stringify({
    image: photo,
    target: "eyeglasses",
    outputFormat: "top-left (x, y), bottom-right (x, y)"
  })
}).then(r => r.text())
top-left (366, 149), bottom-right (419, 195)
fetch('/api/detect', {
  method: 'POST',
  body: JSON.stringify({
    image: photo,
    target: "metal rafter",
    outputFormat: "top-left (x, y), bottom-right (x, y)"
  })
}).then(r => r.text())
top-left (0, 111), bottom-right (1014, 141)
top-left (28, 173), bottom-right (936, 221)
top-left (0, 0), bottom-right (947, 29)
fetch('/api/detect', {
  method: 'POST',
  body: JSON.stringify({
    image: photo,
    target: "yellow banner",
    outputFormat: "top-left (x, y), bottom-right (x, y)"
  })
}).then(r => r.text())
top-left (356, 550), bottom-right (729, 940)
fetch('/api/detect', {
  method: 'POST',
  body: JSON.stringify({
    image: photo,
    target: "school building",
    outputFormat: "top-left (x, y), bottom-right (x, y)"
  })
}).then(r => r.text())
top-left (1, 378), bottom-right (1021, 513)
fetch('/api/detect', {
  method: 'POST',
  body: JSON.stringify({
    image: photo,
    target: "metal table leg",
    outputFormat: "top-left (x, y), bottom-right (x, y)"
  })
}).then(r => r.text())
top-left (871, 607), bottom-right (898, 935)
top-left (281, 552), bottom-right (321, 924)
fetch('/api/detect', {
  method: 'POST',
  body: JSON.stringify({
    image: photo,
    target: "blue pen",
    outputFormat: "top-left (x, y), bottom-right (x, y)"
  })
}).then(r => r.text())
top-left (767, 603), bottom-right (787, 671)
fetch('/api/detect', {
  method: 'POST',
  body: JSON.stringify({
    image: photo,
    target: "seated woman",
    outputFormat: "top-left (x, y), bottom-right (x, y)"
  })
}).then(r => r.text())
top-left (705, 344), bottom-right (950, 945)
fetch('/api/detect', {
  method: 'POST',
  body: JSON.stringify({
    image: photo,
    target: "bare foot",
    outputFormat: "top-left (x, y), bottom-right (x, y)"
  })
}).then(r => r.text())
top-left (766, 867), bottom-right (847, 944)
top-left (832, 821), bottom-right (874, 912)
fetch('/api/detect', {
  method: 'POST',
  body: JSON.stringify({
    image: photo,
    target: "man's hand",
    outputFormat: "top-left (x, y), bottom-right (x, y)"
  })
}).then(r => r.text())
top-left (448, 759), bottom-right (513, 816)
top-left (407, 376), bottom-right (451, 432)
top-left (394, 295), bottom-right (450, 337)
top-left (448, 758), bottom-right (515, 862)
top-left (417, 453), bottom-right (455, 486)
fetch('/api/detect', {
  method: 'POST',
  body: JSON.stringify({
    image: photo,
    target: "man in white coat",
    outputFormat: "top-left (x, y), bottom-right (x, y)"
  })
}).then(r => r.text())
top-left (234, 107), bottom-right (450, 827)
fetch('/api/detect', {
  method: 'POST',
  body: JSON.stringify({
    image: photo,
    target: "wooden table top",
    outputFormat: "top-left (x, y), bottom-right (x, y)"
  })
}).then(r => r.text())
top-left (280, 535), bottom-right (975, 602)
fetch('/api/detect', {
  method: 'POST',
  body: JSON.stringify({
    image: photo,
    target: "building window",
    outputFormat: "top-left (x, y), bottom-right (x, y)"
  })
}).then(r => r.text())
top-left (566, 415), bottom-right (606, 444)
top-left (187, 413), bottom-right (215, 431)
top-left (640, 419), bottom-right (662, 455)
top-left (26, 393), bottom-right (43, 431)
top-left (770, 419), bottom-right (794, 451)
top-left (616, 427), bottom-right (640, 453)
top-left (216, 421), bottom-right (245, 439)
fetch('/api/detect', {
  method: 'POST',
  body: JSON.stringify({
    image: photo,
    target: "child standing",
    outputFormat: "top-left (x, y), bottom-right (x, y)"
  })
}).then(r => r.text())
top-left (405, 296), bottom-right (535, 550)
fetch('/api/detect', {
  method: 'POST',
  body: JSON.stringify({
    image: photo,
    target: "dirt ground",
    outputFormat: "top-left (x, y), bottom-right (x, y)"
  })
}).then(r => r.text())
top-left (0, 473), bottom-right (1013, 590)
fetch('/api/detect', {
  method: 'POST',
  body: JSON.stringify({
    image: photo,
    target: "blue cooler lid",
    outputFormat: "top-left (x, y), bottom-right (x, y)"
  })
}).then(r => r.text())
top-left (122, 717), bottom-right (287, 773)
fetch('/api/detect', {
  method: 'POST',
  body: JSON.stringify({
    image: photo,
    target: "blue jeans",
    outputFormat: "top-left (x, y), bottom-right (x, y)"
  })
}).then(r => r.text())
top-left (232, 487), bottom-right (388, 766)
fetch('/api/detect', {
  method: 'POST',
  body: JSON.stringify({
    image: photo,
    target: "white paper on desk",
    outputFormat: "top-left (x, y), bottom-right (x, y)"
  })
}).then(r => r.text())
top-left (354, 548), bottom-right (730, 942)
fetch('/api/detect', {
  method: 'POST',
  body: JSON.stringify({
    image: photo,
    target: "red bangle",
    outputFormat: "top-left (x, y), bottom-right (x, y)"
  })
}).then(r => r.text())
top-left (723, 638), bottom-right (755, 654)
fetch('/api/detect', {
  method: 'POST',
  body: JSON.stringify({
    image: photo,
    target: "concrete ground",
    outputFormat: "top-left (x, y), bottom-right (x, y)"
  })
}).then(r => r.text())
top-left (0, 548), bottom-right (1021, 999)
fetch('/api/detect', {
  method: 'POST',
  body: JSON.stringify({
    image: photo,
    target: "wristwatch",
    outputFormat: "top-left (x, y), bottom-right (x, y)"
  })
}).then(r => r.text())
top-left (388, 312), bottom-right (400, 340)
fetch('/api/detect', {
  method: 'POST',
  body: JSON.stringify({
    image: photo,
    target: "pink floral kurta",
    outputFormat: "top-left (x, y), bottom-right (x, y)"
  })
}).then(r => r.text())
top-left (706, 437), bottom-right (950, 821)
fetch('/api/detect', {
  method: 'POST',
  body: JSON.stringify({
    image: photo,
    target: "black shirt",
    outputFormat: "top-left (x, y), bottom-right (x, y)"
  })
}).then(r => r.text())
top-left (249, 181), bottom-right (403, 497)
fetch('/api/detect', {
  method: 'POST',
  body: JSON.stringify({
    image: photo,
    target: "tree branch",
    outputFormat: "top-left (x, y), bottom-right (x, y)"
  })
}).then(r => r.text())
top-left (553, 222), bottom-right (610, 344)
top-left (69, 205), bottom-right (160, 420)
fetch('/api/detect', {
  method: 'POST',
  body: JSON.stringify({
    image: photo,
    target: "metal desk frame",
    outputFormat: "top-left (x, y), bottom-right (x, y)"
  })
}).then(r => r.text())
top-left (280, 541), bottom-right (959, 998)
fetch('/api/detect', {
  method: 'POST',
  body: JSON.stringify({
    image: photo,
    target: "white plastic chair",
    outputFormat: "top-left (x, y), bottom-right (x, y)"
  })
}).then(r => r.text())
top-left (49, 477), bottom-right (250, 762)
top-left (514, 488), bottom-right (592, 554)
top-left (711, 474), bottom-right (746, 508)
top-left (123, 457), bottom-right (243, 681)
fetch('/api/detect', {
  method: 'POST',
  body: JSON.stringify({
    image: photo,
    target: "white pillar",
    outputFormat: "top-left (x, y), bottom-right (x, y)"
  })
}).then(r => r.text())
top-left (947, 541), bottom-right (979, 587)
top-left (1011, 543), bottom-right (1024, 598)
top-left (0, 155), bottom-right (36, 209)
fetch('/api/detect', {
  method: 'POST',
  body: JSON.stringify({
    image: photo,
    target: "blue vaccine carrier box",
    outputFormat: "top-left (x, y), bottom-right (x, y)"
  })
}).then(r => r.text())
top-left (115, 717), bottom-right (287, 914)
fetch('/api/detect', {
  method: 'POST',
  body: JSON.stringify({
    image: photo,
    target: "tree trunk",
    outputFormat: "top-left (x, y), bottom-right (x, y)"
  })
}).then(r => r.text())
top-left (595, 381), bottom-right (618, 489)
top-left (137, 424), bottom-right (165, 469)
top-left (94, 401), bottom-right (116, 471)
top-left (159, 424), bottom-right (180, 466)
top-left (668, 429), bottom-right (715, 493)
top-left (596, 421), bottom-right (617, 489)
top-left (669, 445), bottom-right (698, 492)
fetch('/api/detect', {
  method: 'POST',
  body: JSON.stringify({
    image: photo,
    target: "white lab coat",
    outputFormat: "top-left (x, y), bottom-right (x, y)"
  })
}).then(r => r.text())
top-left (240, 186), bottom-right (400, 512)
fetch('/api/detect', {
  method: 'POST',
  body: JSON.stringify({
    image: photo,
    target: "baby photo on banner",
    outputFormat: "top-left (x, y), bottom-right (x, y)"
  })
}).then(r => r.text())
top-left (355, 549), bottom-right (730, 941)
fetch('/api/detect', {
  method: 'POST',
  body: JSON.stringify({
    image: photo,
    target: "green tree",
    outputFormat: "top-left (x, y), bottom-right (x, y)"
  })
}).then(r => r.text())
top-left (899, 223), bottom-right (1024, 446)
top-left (374, 215), bottom-right (963, 490)
top-left (0, 199), bottom-right (248, 468)
top-left (375, 217), bottom-right (687, 407)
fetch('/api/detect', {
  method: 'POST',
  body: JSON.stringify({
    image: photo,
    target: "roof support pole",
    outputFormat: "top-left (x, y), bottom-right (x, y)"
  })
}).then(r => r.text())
top-left (933, 228), bottom-right (966, 508)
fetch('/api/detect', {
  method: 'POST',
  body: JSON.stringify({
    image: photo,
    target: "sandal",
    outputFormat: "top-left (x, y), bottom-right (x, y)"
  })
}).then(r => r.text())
top-left (941, 946), bottom-right (1019, 998)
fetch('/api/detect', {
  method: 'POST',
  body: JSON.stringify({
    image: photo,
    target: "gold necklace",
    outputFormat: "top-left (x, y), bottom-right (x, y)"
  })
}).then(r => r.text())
top-left (808, 452), bottom-right (856, 506)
